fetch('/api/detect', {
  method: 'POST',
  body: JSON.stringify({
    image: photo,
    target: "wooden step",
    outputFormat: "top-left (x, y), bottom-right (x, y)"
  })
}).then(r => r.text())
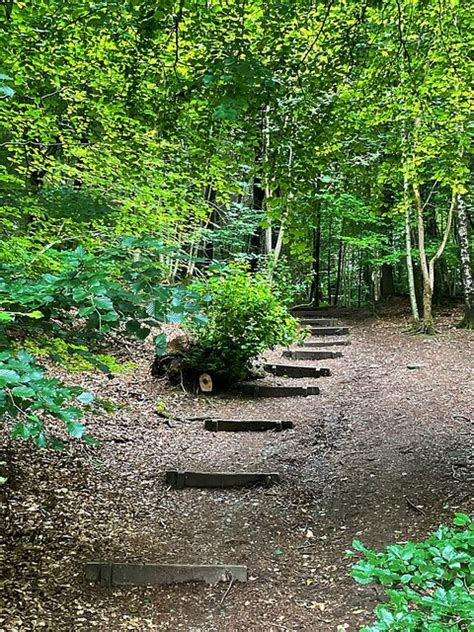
top-left (291, 309), bottom-right (321, 318)
top-left (86, 562), bottom-right (248, 586)
top-left (304, 339), bottom-right (350, 347)
top-left (165, 470), bottom-right (280, 489)
top-left (299, 318), bottom-right (340, 326)
top-left (263, 363), bottom-right (330, 378)
top-left (240, 383), bottom-right (320, 397)
top-left (310, 326), bottom-right (349, 336)
top-left (283, 349), bottom-right (343, 360)
top-left (204, 419), bottom-right (293, 432)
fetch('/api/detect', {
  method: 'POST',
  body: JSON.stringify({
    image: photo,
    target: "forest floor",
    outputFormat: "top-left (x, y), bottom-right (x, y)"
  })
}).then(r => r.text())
top-left (2, 300), bottom-right (473, 632)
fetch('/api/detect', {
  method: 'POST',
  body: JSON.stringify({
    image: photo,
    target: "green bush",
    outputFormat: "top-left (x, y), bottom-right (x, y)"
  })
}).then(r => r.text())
top-left (348, 514), bottom-right (474, 631)
top-left (185, 264), bottom-right (300, 382)
top-left (0, 350), bottom-right (96, 448)
top-left (0, 237), bottom-right (205, 446)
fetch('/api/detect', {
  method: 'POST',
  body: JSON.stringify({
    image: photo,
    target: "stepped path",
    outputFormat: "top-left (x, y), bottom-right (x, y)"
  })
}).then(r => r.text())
top-left (3, 309), bottom-right (473, 631)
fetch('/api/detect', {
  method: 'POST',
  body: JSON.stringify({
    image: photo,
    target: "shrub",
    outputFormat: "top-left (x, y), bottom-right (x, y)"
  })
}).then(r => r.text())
top-left (0, 237), bottom-right (204, 446)
top-left (347, 514), bottom-right (474, 631)
top-left (0, 350), bottom-right (96, 448)
top-left (184, 264), bottom-right (300, 382)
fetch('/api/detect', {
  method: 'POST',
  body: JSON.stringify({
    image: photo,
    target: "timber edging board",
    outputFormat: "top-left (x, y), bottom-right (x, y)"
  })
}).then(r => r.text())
top-left (283, 349), bottom-right (343, 360)
top-left (299, 318), bottom-right (340, 326)
top-left (263, 363), bottom-right (330, 378)
top-left (239, 383), bottom-right (320, 397)
top-left (85, 563), bottom-right (248, 586)
top-left (165, 470), bottom-right (280, 488)
top-left (310, 326), bottom-right (350, 336)
top-left (205, 419), bottom-right (294, 432)
top-left (304, 339), bottom-right (350, 347)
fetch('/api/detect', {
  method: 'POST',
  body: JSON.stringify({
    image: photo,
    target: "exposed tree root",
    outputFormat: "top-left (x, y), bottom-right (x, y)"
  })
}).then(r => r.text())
top-left (405, 320), bottom-right (437, 335)
top-left (456, 316), bottom-right (474, 330)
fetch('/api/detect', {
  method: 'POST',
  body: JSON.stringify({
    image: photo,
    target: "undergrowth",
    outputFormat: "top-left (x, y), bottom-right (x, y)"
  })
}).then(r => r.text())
top-left (348, 514), bottom-right (474, 631)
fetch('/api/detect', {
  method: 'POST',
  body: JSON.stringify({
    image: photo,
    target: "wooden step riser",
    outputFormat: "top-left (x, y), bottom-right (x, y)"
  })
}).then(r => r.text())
top-left (204, 419), bottom-right (294, 432)
top-left (309, 327), bottom-right (350, 336)
top-left (165, 470), bottom-right (280, 489)
top-left (263, 364), bottom-right (330, 378)
top-left (86, 563), bottom-right (248, 586)
top-left (240, 384), bottom-right (320, 397)
top-left (299, 319), bottom-right (340, 326)
top-left (283, 350), bottom-right (343, 360)
top-left (304, 340), bottom-right (350, 347)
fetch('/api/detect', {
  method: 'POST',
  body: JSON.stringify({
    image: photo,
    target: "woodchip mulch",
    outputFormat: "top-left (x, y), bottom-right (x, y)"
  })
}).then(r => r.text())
top-left (2, 302), bottom-right (473, 631)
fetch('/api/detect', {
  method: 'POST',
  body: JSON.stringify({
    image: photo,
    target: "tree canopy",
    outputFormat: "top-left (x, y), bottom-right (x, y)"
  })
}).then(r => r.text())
top-left (0, 0), bottom-right (473, 442)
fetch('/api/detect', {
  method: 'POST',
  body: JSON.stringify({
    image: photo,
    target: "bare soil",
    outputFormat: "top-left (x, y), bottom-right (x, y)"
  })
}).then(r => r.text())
top-left (2, 301), bottom-right (473, 631)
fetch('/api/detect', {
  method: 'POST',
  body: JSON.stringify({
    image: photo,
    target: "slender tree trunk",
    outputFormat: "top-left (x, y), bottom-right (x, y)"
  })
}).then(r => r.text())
top-left (380, 264), bottom-right (395, 299)
top-left (327, 217), bottom-right (333, 304)
top-left (263, 105), bottom-right (273, 255)
top-left (310, 199), bottom-right (321, 307)
top-left (273, 220), bottom-right (285, 260)
top-left (358, 250), bottom-right (363, 307)
top-left (404, 174), bottom-right (419, 321)
top-left (413, 182), bottom-right (456, 332)
top-left (204, 185), bottom-right (217, 261)
top-left (372, 267), bottom-right (381, 303)
top-left (334, 239), bottom-right (344, 306)
top-left (413, 181), bottom-right (434, 330)
top-left (456, 192), bottom-right (474, 328)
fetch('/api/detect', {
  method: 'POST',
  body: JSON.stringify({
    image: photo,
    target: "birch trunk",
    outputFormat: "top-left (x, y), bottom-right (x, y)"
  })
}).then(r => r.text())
top-left (456, 192), bottom-right (474, 327)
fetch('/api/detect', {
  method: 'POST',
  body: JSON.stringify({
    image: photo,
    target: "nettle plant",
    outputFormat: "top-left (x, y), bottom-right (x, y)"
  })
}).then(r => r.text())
top-left (348, 514), bottom-right (474, 631)
top-left (185, 264), bottom-right (300, 382)
top-left (0, 237), bottom-right (205, 447)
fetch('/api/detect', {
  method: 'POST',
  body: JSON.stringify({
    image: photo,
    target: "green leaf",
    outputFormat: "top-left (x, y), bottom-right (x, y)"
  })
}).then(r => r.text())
top-left (0, 369), bottom-right (21, 383)
top-left (35, 433), bottom-right (47, 448)
top-left (0, 85), bottom-right (15, 98)
top-left (66, 420), bottom-right (86, 439)
top-left (77, 391), bottom-right (95, 404)
top-left (25, 310), bottom-right (44, 319)
top-left (154, 333), bottom-right (167, 356)
top-left (453, 513), bottom-right (471, 527)
top-left (11, 385), bottom-right (36, 398)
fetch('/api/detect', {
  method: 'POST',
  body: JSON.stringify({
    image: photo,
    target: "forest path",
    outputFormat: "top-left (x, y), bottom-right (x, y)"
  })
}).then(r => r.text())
top-left (3, 308), bottom-right (473, 631)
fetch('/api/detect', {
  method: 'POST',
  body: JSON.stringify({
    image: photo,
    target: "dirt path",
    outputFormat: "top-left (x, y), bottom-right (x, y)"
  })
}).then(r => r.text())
top-left (2, 307), bottom-right (473, 631)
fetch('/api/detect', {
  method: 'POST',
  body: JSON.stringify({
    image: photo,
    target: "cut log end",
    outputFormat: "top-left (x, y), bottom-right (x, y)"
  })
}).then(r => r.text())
top-left (199, 373), bottom-right (213, 393)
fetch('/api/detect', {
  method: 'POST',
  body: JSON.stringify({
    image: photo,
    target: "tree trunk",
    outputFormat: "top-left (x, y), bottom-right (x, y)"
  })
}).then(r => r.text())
top-left (327, 217), bottom-right (333, 304)
top-left (380, 264), bottom-right (395, 299)
top-left (404, 174), bottom-right (419, 321)
top-left (372, 267), bottom-right (381, 303)
top-left (310, 201), bottom-right (321, 307)
top-left (413, 182), bottom-right (455, 333)
top-left (204, 186), bottom-right (217, 261)
top-left (334, 239), bottom-right (344, 306)
top-left (456, 192), bottom-right (474, 328)
top-left (413, 182), bottom-right (434, 332)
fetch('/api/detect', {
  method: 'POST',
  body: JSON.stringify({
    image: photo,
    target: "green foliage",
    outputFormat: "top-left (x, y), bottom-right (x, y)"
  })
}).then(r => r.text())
top-left (185, 264), bottom-right (299, 382)
top-left (348, 514), bottom-right (474, 631)
top-left (0, 237), bottom-right (202, 353)
top-left (19, 337), bottom-right (136, 374)
top-left (0, 238), bottom-right (204, 445)
top-left (0, 350), bottom-right (96, 448)
top-left (259, 255), bottom-right (304, 307)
